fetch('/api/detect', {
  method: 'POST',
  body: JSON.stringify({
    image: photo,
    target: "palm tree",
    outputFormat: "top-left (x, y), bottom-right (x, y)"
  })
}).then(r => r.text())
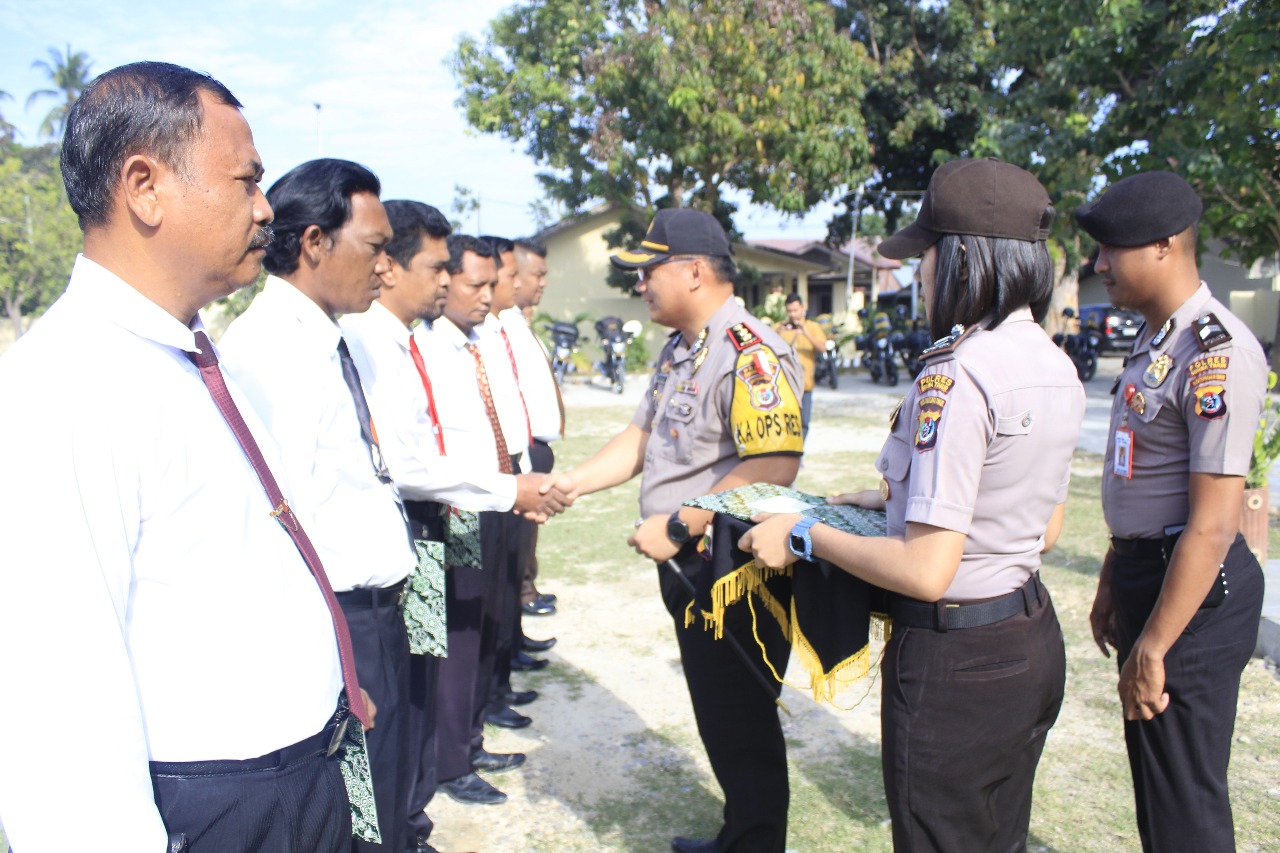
top-left (25, 45), bottom-right (94, 140)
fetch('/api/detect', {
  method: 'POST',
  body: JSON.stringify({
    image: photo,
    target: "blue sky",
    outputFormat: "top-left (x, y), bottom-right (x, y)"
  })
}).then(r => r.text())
top-left (0, 0), bottom-right (838, 240)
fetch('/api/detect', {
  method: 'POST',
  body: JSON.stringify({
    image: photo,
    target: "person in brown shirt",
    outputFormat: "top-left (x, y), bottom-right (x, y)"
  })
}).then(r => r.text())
top-left (545, 208), bottom-right (804, 853)
top-left (1078, 171), bottom-right (1266, 853)
top-left (741, 159), bottom-right (1084, 852)
top-left (777, 292), bottom-right (827, 437)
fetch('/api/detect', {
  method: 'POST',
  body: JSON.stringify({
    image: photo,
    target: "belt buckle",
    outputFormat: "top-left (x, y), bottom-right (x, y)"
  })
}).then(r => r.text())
top-left (935, 601), bottom-right (958, 632)
top-left (326, 714), bottom-right (349, 757)
top-left (398, 582), bottom-right (409, 607)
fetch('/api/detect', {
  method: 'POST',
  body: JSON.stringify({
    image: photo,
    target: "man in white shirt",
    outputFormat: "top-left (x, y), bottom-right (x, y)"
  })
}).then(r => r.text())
top-left (341, 203), bottom-right (564, 847)
top-left (218, 158), bottom-right (416, 853)
top-left (0, 62), bottom-right (352, 852)
top-left (508, 237), bottom-right (563, 617)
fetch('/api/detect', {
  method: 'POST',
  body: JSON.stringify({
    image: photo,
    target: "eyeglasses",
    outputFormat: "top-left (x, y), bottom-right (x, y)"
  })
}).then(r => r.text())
top-left (636, 256), bottom-right (697, 282)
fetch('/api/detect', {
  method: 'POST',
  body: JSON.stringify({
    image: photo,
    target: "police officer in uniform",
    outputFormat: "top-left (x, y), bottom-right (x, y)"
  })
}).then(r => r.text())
top-left (545, 208), bottom-right (805, 853)
top-left (1076, 171), bottom-right (1266, 853)
top-left (742, 159), bottom-right (1084, 852)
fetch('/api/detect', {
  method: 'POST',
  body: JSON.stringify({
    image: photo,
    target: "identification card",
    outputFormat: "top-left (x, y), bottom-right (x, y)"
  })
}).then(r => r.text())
top-left (1113, 427), bottom-right (1134, 479)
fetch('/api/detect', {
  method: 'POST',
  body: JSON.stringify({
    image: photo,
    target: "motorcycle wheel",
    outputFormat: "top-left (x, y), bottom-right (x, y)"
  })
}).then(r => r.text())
top-left (613, 361), bottom-right (626, 394)
top-left (1080, 353), bottom-right (1098, 382)
top-left (886, 363), bottom-right (899, 386)
top-left (553, 359), bottom-right (567, 386)
top-left (826, 355), bottom-right (838, 389)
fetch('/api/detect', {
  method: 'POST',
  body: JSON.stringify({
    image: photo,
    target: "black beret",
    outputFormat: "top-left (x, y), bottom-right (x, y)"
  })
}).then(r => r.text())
top-left (1074, 171), bottom-right (1202, 247)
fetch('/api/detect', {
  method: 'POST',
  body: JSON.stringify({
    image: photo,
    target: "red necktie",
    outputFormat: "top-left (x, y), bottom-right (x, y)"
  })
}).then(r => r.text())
top-left (465, 342), bottom-right (514, 474)
top-left (408, 336), bottom-right (446, 456)
top-left (498, 327), bottom-right (534, 447)
top-left (187, 331), bottom-right (370, 728)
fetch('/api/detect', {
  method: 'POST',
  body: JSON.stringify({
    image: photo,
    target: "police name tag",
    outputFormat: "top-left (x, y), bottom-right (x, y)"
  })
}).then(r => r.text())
top-left (1113, 427), bottom-right (1134, 479)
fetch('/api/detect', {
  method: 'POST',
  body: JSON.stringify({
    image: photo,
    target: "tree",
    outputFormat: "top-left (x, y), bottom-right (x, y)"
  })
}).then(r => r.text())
top-left (26, 45), bottom-right (94, 141)
top-left (826, 0), bottom-right (999, 243)
top-left (0, 142), bottom-right (79, 339)
top-left (451, 0), bottom-right (873, 263)
top-left (0, 90), bottom-right (15, 142)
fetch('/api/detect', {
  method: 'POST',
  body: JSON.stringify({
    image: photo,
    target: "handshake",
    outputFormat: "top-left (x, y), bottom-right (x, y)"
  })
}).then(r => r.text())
top-left (511, 472), bottom-right (581, 524)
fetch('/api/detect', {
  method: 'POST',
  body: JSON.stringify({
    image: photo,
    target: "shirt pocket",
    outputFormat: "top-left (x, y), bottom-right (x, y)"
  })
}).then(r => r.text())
top-left (875, 434), bottom-right (912, 488)
top-left (660, 397), bottom-right (699, 465)
top-left (995, 409), bottom-right (1035, 437)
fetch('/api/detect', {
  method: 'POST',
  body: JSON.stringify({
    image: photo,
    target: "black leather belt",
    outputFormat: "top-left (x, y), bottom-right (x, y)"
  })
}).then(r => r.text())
top-left (335, 580), bottom-right (406, 608)
top-left (889, 574), bottom-right (1044, 632)
top-left (404, 499), bottom-right (444, 541)
top-left (1112, 528), bottom-right (1183, 563)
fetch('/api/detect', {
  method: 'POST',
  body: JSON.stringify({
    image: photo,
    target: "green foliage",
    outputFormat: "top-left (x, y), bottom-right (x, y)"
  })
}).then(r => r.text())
top-left (1247, 371), bottom-right (1280, 489)
top-left (26, 45), bottom-right (94, 141)
top-left (0, 140), bottom-right (79, 338)
top-left (451, 0), bottom-right (873, 259)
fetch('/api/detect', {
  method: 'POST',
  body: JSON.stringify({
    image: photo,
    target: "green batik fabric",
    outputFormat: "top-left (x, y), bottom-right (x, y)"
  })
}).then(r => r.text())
top-left (339, 715), bottom-right (381, 843)
top-left (444, 508), bottom-right (482, 569)
top-left (404, 539), bottom-right (448, 656)
top-left (685, 483), bottom-right (888, 537)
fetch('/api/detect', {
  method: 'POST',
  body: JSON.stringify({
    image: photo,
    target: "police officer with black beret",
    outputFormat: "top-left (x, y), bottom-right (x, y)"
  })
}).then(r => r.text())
top-left (1077, 171), bottom-right (1267, 853)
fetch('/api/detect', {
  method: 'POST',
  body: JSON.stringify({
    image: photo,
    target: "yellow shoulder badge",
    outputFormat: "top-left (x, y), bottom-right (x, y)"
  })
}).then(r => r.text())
top-left (731, 348), bottom-right (803, 457)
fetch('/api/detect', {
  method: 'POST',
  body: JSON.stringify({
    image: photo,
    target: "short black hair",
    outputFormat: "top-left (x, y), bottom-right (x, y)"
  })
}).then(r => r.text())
top-left (262, 158), bottom-right (381, 276)
top-left (927, 211), bottom-right (1055, 340)
top-left (446, 233), bottom-right (498, 276)
top-left (785, 292), bottom-right (803, 305)
top-left (383, 200), bottom-right (451, 268)
top-left (61, 61), bottom-right (242, 230)
top-left (514, 237), bottom-right (547, 259)
top-left (704, 254), bottom-right (738, 285)
top-left (480, 235), bottom-right (515, 267)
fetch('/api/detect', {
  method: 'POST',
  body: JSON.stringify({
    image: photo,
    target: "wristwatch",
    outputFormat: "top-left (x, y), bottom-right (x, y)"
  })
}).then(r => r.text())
top-left (788, 516), bottom-right (822, 561)
top-left (667, 511), bottom-right (692, 545)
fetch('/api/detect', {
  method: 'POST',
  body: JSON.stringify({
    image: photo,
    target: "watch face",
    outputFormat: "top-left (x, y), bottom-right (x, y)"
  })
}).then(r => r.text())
top-left (789, 532), bottom-right (805, 557)
top-left (667, 518), bottom-right (690, 544)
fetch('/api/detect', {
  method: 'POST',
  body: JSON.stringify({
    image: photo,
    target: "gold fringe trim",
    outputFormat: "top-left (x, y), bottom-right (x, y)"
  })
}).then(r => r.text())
top-left (789, 595), bottom-right (876, 705)
top-left (708, 559), bottom-right (792, 639)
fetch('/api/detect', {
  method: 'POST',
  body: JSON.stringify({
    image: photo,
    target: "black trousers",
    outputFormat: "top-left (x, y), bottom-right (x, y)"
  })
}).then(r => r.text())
top-left (406, 651), bottom-right (441, 846)
top-left (340, 592), bottom-right (412, 853)
top-left (521, 440), bottom-right (555, 604)
top-left (437, 511), bottom-right (508, 779)
top-left (658, 549), bottom-right (791, 853)
top-left (487, 511), bottom-right (531, 715)
top-left (881, 580), bottom-right (1065, 853)
top-left (150, 709), bottom-right (351, 852)
top-left (1111, 533), bottom-right (1264, 853)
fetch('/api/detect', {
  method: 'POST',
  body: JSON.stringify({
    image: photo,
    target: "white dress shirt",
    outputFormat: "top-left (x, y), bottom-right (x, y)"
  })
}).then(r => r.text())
top-left (0, 257), bottom-right (343, 853)
top-left (478, 314), bottom-right (531, 462)
top-left (499, 306), bottom-right (563, 443)
top-left (414, 316), bottom-right (523, 475)
top-left (217, 277), bottom-right (416, 591)
top-left (340, 301), bottom-right (517, 511)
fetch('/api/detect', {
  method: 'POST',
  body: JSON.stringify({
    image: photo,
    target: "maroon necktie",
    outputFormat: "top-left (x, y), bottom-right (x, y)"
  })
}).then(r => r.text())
top-left (464, 342), bottom-right (514, 474)
top-left (187, 331), bottom-right (370, 728)
top-left (498, 328), bottom-right (534, 447)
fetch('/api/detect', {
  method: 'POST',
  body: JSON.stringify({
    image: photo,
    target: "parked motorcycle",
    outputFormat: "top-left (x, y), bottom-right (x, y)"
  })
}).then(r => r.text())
top-left (858, 310), bottom-right (900, 386)
top-left (594, 317), bottom-right (642, 393)
top-left (1052, 307), bottom-right (1100, 381)
top-left (548, 321), bottom-right (580, 386)
top-left (814, 337), bottom-right (840, 389)
top-left (900, 321), bottom-right (932, 378)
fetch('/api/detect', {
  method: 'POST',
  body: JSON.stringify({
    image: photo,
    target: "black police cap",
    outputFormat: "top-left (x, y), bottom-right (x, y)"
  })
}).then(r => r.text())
top-left (1074, 171), bottom-right (1202, 247)
top-left (611, 208), bottom-right (733, 270)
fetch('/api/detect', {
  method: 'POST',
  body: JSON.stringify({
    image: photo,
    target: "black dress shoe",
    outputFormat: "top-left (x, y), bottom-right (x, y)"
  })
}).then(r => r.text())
top-left (485, 706), bottom-right (532, 728)
top-left (505, 689), bottom-right (538, 706)
top-left (521, 635), bottom-right (557, 652)
top-left (671, 838), bottom-right (720, 853)
top-left (511, 651), bottom-right (550, 671)
top-left (537, 591), bottom-right (558, 605)
top-left (521, 598), bottom-right (556, 616)
top-left (470, 748), bottom-right (526, 772)
top-left (440, 772), bottom-right (506, 805)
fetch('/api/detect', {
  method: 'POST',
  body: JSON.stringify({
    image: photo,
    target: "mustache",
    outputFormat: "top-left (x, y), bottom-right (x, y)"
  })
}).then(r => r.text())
top-left (249, 226), bottom-right (275, 251)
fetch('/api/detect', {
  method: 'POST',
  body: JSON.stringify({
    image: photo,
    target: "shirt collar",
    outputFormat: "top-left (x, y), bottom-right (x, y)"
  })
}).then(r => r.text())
top-left (261, 275), bottom-right (342, 356)
top-left (498, 306), bottom-right (528, 329)
top-left (352, 300), bottom-right (414, 352)
top-left (432, 315), bottom-right (480, 349)
top-left (1134, 282), bottom-right (1212, 355)
top-left (66, 254), bottom-right (208, 354)
top-left (675, 295), bottom-right (740, 359)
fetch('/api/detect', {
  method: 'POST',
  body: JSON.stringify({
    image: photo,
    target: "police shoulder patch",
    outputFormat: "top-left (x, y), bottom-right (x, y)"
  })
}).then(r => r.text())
top-left (914, 393), bottom-right (947, 452)
top-left (1193, 313), bottom-right (1232, 352)
top-left (727, 322), bottom-right (763, 352)
top-left (730, 347), bottom-right (803, 457)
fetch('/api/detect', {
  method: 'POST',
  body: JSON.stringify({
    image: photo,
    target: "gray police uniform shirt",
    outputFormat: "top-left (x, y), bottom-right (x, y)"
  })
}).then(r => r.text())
top-left (874, 307), bottom-right (1085, 600)
top-left (633, 296), bottom-right (805, 518)
top-left (1102, 283), bottom-right (1267, 539)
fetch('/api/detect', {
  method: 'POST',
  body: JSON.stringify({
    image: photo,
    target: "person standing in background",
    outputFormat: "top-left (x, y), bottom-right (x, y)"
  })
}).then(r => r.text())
top-left (777, 292), bottom-right (827, 438)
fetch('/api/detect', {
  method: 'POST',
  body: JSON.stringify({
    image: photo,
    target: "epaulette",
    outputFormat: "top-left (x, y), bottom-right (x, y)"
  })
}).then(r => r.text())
top-left (727, 322), bottom-right (764, 352)
top-left (1193, 313), bottom-right (1232, 352)
top-left (920, 323), bottom-right (978, 364)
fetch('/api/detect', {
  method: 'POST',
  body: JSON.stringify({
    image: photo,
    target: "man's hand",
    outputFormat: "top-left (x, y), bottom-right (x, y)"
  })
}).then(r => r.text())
top-left (828, 489), bottom-right (884, 511)
top-left (1118, 642), bottom-right (1171, 721)
top-left (627, 514), bottom-right (680, 562)
top-left (360, 688), bottom-right (377, 730)
top-left (514, 474), bottom-right (569, 523)
top-left (1090, 578), bottom-right (1117, 658)
top-left (738, 512), bottom-right (804, 570)
top-left (538, 472), bottom-right (581, 504)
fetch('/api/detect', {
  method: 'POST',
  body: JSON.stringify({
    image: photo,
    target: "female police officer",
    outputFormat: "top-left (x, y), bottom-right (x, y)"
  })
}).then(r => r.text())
top-left (741, 159), bottom-right (1086, 852)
